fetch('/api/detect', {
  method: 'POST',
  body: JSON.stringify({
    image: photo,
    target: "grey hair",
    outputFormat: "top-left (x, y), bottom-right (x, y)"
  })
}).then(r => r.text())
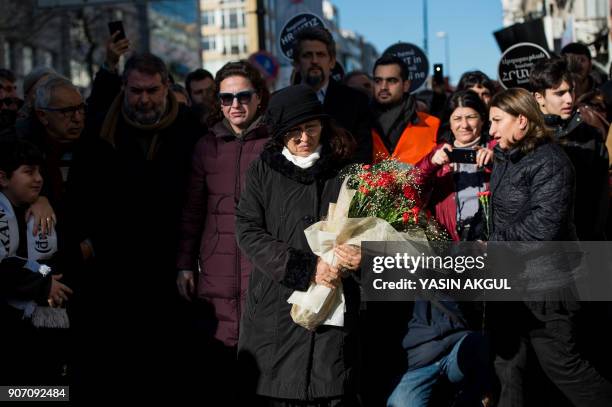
top-left (34, 75), bottom-right (78, 109)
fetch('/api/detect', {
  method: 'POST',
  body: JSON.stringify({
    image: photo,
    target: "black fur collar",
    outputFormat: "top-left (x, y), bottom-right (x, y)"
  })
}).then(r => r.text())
top-left (260, 144), bottom-right (338, 184)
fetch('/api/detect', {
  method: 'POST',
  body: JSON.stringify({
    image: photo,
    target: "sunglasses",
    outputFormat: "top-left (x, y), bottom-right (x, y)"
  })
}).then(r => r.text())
top-left (218, 90), bottom-right (256, 106)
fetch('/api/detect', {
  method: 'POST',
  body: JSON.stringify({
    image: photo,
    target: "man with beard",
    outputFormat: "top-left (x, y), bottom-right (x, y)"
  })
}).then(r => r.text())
top-left (292, 27), bottom-right (372, 163)
top-left (185, 68), bottom-right (215, 123)
top-left (371, 54), bottom-right (440, 165)
top-left (67, 53), bottom-right (203, 401)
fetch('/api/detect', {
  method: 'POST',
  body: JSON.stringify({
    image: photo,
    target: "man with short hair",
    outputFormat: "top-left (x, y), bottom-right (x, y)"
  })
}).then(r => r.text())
top-left (292, 27), bottom-right (371, 163)
top-left (530, 57), bottom-right (608, 240)
top-left (69, 52), bottom-right (203, 398)
top-left (185, 68), bottom-right (215, 107)
top-left (561, 42), bottom-right (598, 98)
top-left (34, 76), bottom-right (85, 146)
top-left (184, 68), bottom-right (215, 123)
top-left (371, 54), bottom-right (439, 165)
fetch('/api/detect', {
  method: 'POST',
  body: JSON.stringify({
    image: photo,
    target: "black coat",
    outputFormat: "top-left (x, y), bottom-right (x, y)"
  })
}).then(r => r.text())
top-left (324, 80), bottom-right (372, 164)
top-left (490, 141), bottom-right (578, 292)
top-left (235, 145), bottom-right (360, 400)
top-left (544, 112), bottom-right (609, 240)
top-left (490, 141), bottom-right (576, 242)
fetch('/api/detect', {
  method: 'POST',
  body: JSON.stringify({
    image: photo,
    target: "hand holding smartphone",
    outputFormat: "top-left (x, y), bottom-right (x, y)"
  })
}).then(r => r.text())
top-left (108, 20), bottom-right (126, 42)
top-left (444, 147), bottom-right (477, 164)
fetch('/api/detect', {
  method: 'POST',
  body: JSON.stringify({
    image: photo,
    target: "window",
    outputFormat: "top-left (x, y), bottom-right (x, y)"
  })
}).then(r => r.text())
top-left (3, 41), bottom-right (10, 69)
top-left (203, 36), bottom-right (216, 51)
top-left (202, 10), bottom-right (215, 26)
top-left (222, 8), bottom-right (244, 29)
top-left (22, 47), bottom-right (33, 74)
top-left (70, 59), bottom-right (90, 88)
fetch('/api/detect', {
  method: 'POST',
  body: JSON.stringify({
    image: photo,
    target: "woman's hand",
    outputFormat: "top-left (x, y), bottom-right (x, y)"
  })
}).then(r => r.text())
top-left (431, 143), bottom-right (452, 166)
top-left (475, 146), bottom-right (494, 168)
top-left (334, 244), bottom-right (362, 271)
top-left (314, 258), bottom-right (341, 289)
top-left (26, 196), bottom-right (56, 237)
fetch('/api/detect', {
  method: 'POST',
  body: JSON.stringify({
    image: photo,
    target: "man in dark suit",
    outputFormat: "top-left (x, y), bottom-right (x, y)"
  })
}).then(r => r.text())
top-left (292, 27), bottom-right (372, 163)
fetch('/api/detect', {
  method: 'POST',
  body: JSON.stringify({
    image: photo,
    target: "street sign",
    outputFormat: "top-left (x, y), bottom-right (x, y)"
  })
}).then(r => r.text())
top-left (279, 12), bottom-right (326, 61)
top-left (498, 42), bottom-right (550, 90)
top-left (382, 42), bottom-right (429, 93)
top-left (249, 51), bottom-right (280, 83)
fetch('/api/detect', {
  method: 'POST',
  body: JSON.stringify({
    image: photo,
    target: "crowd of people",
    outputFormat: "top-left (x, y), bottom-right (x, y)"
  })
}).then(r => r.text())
top-left (1, 26), bottom-right (612, 406)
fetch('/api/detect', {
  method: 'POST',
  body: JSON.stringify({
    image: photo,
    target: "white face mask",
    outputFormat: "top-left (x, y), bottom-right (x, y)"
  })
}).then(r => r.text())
top-left (281, 145), bottom-right (323, 169)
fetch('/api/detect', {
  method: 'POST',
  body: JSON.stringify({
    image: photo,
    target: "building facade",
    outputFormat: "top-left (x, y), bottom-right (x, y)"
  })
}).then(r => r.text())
top-left (200, 0), bottom-right (266, 75)
top-left (501, 0), bottom-right (611, 71)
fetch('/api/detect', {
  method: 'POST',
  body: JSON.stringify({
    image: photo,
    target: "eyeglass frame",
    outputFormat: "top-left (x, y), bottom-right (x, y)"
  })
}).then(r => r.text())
top-left (218, 89), bottom-right (257, 107)
top-left (38, 103), bottom-right (86, 119)
top-left (284, 122), bottom-right (323, 143)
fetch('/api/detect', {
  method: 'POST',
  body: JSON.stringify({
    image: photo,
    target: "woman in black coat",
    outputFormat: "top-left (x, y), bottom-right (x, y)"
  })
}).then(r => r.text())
top-left (235, 85), bottom-right (361, 406)
top-left (487, 88), bottom-right (612, 407)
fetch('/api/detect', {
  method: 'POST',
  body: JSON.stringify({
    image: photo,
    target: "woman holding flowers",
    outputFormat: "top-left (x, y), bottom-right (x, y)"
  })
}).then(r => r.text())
top-left (235, 85), bottom-right (361, 406)
top-left (488, 88), bottom-right (612, 406)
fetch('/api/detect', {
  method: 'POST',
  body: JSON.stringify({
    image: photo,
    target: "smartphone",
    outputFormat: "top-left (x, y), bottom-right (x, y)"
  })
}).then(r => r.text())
top-left (433, 63), bottom-right (444, 85)
top-left (108, 20), bottom-right (126, 42)
top-left (444, 147), bottom-right (477, 164)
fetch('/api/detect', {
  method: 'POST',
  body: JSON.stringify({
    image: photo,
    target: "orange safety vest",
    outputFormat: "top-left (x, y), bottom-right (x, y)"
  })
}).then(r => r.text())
top-left (372, 112), bottom-right (440, 165)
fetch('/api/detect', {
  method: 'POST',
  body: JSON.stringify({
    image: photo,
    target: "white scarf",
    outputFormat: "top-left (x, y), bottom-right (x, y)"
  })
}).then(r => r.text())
top-left (0, 192), bottom-right (58, 318)
top-left (282, 145), bottom-right (322, 169)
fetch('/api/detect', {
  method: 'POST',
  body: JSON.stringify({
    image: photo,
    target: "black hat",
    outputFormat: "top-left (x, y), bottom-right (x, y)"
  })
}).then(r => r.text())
top-left (265, 85), bottom-right (329, 140)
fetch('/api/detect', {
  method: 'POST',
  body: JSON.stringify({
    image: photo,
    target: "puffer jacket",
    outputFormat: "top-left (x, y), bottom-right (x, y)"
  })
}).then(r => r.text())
top-left (235, 144), bottom-right (360, 400)
top-left (490, 141), bottom-right (578, 292)
top-left (544, 111), bottom-right (609, 240)
top-left (176, 118), bottom-right (268, 347)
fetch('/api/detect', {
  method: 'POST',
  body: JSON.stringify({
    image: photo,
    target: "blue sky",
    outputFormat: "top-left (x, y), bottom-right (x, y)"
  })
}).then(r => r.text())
top-left (332, 0), bottom-right (504, 85)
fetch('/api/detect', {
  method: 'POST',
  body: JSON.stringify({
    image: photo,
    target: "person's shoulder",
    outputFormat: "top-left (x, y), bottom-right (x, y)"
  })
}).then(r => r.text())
top-left (534, 141), bottom-right (573, 169)
top-left (416, 111), bottom-right (441, 127)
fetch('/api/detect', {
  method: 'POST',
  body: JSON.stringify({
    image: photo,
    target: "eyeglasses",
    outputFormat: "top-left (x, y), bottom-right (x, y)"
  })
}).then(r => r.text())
top-left (285, 123), bottom-right (322, 142)
top-left (39, 103), bottom-right (86, 119)
top-left (218, 90), bottom-right (256, 106)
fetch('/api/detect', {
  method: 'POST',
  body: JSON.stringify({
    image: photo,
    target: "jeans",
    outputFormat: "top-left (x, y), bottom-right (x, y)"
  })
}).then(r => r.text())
top-left (388, 333), bottom-right (485, 407)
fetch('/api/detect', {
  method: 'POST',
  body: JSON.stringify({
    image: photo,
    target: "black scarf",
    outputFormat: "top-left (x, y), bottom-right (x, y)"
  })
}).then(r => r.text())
top-left (373, 95), bottom-right (418, 153)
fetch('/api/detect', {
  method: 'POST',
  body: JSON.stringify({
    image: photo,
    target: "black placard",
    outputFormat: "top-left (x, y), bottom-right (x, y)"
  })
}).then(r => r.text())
top-left (279, 13), bottom-right (326, 61)
top-left (382, 42), bottom-right (429, 93)
top-left (498, 42), bottom-right (550, 90)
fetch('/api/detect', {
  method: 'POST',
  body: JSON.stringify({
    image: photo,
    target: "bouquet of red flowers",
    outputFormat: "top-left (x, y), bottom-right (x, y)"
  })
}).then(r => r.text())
top-left (289, 159), bottom-right (449, 331)
top-left (346, 159), bottom-right (449, 240)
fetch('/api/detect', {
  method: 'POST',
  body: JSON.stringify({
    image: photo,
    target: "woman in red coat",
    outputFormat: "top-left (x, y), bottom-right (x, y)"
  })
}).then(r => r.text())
top-left (416, 90), bottom-right (494, 241)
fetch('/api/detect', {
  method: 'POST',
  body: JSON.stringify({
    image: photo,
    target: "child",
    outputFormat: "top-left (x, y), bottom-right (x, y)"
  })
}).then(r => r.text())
top-left (0, 137), bottom-right (73, 384)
